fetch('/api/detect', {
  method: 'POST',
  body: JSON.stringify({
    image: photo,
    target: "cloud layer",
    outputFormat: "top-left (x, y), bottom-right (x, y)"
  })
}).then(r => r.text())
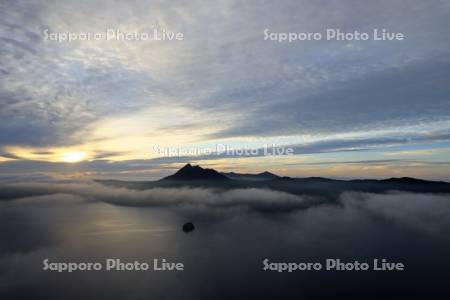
top-left (1, 1), bottom-right (449, 144)
top-left (1, 0), bottom-right (450, 178)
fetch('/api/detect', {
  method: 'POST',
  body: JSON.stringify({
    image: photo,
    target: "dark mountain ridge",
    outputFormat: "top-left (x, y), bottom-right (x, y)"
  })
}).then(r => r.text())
top-left (221, 171), bottom-right (279, 181)
top-left (96, 164), bottom-right (450, 197)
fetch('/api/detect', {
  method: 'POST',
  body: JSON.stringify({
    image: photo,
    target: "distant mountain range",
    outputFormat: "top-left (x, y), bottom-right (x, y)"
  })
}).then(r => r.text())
top-left (161, 164), bottom-right (281, 181)
top-left (97, 164), bottom-right (450, 198)
top-left (162, 163), bottom-right (228, 181)
top-left (221, 171), bottom-right (279, 181)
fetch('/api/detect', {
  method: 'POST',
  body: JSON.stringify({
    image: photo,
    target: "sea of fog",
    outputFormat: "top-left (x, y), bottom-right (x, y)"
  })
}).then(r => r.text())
top-left (1, 180), bottom-right (449, 299)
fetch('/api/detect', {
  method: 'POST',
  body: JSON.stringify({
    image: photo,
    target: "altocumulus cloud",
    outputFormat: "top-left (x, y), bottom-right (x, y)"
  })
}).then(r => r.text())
top-left (1, 0), bottom-right (450, 149)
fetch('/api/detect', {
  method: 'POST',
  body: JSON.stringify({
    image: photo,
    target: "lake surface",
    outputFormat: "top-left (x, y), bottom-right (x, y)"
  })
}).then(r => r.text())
top-left (1, 188), bottom-right (450, 299)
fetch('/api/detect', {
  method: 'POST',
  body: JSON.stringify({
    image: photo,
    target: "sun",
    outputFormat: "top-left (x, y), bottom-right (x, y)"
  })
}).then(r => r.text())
top-left (61, 151), bottom-right (87, 163)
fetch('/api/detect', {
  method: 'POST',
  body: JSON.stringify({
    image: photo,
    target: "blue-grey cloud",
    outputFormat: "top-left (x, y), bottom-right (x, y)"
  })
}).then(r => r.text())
top-left (0, 0), bottom-right (449, 160)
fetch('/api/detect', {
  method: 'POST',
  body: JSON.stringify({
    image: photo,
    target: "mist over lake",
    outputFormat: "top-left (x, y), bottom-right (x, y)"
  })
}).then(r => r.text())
top-left (1, 179), bottom-right (449, 299)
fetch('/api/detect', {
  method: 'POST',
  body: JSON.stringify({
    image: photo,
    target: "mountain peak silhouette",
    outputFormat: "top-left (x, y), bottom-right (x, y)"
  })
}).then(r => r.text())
top-left (259, 171), bottom-right (279, 178)
top-left (162, 164), bottom-right (229, 181)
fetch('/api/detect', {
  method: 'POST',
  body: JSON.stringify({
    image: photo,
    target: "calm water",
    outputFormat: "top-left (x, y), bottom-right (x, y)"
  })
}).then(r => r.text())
top-left (1, 192), bottom-right (450, 299)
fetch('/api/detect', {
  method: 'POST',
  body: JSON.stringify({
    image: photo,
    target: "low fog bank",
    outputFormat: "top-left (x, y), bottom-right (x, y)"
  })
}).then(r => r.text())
top-left (0, 181), bottom-right (321, 213)
top-left (2, 180), bottom-right (450, 215)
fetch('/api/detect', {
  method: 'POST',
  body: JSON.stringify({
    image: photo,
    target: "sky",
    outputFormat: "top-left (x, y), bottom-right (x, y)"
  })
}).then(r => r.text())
top-left (0, 0), bottom-right (449, 180)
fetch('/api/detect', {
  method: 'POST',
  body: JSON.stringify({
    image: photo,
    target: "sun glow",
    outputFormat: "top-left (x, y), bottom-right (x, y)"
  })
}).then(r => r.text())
top-left (62, 151), bottom-right (87, 163)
